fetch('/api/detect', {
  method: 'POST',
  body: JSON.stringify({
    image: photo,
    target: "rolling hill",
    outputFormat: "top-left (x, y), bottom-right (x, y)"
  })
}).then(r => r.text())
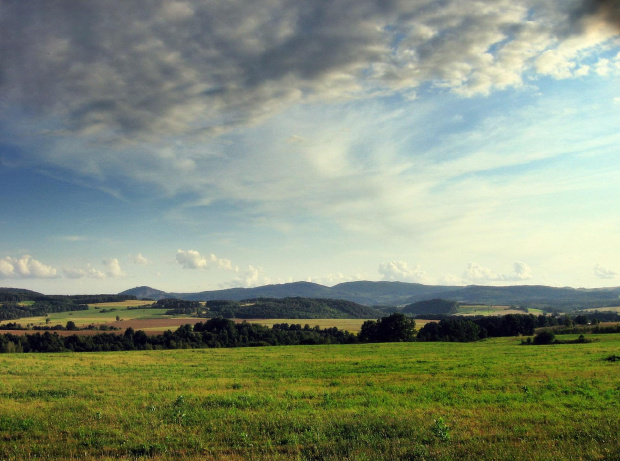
top-left (119, 281), bottom-right (620, 310)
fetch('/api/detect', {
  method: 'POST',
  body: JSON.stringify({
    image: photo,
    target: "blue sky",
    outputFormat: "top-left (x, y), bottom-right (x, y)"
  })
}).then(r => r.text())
top-left (1, 0), bottom-right (619, 294)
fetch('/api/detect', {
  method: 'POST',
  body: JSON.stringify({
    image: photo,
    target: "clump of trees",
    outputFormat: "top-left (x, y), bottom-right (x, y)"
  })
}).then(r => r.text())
top-left (155, 299), bottom-right (201, 315)
top-left (416, 318), bottom-right (486, 342)
top-left (521, 331), bottom-right (592, 345)
top-left (0, 300), bottom-right (88, 321)
top-left (359, 313), bottom-right (416, 342)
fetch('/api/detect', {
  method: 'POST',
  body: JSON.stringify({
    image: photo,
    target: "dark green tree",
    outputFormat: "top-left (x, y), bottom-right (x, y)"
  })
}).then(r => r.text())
top-left (533, 330), bottom-right (555, 345)
top-left (359, 313), bottom-right (416, 342)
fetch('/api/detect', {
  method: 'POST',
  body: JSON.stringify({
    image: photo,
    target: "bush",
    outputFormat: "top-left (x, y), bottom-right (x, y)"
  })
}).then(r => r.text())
top-left (533, 330), bottom-right (555, 345)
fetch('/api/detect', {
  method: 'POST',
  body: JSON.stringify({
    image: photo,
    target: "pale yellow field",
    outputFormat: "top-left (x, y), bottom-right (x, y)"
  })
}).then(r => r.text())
top-left (242, 318), bottom-right (434, 333)
top-left (456, 305), bottom-right (541, 316)
top-left (88, 300), bottom-right (156, 308)
top-left (582, 306), bottom-right (620, 313)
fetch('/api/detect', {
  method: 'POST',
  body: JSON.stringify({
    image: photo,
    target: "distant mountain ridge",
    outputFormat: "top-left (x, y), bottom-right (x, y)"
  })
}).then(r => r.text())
top-left (119, 281), bottom-right (620, 310)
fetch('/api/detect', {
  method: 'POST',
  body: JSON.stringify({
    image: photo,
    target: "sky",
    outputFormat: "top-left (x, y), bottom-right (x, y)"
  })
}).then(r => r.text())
top-left (0, 0), bottom-right (619, 295)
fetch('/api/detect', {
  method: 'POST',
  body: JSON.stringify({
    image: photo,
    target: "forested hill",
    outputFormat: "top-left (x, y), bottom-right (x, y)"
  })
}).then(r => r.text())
top-left (206, 298), bottom-right (382, 319)
top-left (120, 281), bottom-right (620, 310)
top-left (0, 288), bottom-right (137, 321)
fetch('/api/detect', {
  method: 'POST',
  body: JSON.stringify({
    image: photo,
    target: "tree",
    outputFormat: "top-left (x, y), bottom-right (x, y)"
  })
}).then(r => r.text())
top-left (65, 320), bottom-right (77, 331)
top-left (359, 313), bottom-right (416, 342)
top-left (574, 315), bottom-right (589, 325)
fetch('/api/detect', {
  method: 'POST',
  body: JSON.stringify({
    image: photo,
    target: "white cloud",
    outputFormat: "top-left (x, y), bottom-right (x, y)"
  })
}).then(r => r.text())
top-left (0, 255), bottom-right (59, 279)
top-left (176, 249), bottom-right (236, 271)
top-left (378, 261), bottom-right (429, 283)
top-left (229, 265), bottom-right (265, 288)
top-left (306, 273), bottom-right (363, 286)
top-left (63, 265), bottom-right (106, 279)
top-left (464, 261), bottom-right (532, 283)
top-left (134, 253), bottom-right (149, 265)
top-left (513, 261), bottom-right (532, 280)
top-left (177, 250), bottom-right (207, 269)
top-left (594, 263), bottom-right (617, 279)
top-left (58, 235), bottom-right (87, 242)
top-left (209, 253), bottom-right (235, 271)
top-left (103, 258), bottom-right (125, 278)
top-left (176, 249), bottom-right (208, 269)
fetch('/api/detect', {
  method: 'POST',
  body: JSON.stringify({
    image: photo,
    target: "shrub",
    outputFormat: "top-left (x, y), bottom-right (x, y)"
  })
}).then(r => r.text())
top-left (533, 330), bottom-right (555, 345)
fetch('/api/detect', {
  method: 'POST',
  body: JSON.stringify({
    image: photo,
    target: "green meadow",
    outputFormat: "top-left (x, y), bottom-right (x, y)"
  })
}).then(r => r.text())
top-left (1, 334), bottom-right (619, 460)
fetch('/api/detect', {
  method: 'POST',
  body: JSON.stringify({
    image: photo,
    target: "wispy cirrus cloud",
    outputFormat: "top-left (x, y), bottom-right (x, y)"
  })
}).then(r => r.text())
top-left (133, 253), bottom-right (149, 266)
top-left (594, 263), bottom-right (617, 279)
top-left (1, 1), bottom-right (618, 293)
top-left (1, 0), bottom-right (617, 188)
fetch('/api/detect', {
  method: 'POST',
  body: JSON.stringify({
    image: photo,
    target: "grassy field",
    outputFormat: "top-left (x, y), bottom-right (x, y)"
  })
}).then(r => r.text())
top-left (1, 334), bottom-right (619, 460)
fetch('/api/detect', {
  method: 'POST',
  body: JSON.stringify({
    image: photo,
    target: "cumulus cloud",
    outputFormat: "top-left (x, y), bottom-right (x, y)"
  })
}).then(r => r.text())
top-left (134, 253), bottom-right (149, 265)
top-left (378, 261), bottom-right (429, 283)
top-left (0, 255), bottom-right (59, 279)
top-left (103, 258), bottom-right (126, 278)
top-left (594, 263), bottom-right (617, 279)
top-left (176, 249), bottom-right (236, 271)
top-left (63, 265), bottom-right (106, 279)
top-left (229, 265), bottom-right (266, 288)
top-left (464, 261), bottom-right (532, 283)
top-left (176, 250), bottom-right (208, 269)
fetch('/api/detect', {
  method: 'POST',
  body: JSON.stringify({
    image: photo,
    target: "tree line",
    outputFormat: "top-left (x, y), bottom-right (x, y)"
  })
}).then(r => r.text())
top-left (0, 300), bottom-right (89, 321)
top-left (0, 291), bottom-right (136, 321)
top-left (0, 318), bottom-right (359, 353)
top-left (1, 311), bottom-right (618, 354)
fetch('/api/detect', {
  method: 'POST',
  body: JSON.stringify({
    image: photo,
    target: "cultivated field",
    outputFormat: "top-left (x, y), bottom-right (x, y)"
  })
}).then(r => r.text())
top-left (583, 306), bottom-right (620, 313)
top-left (456, 305), bottom-right (544, 316)
top-left (0, 301), bottom-right (194, 332)
top-left (0, 301), bottom-right (386, 335)
top-left (1, 334), bottom-right (619, 460)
